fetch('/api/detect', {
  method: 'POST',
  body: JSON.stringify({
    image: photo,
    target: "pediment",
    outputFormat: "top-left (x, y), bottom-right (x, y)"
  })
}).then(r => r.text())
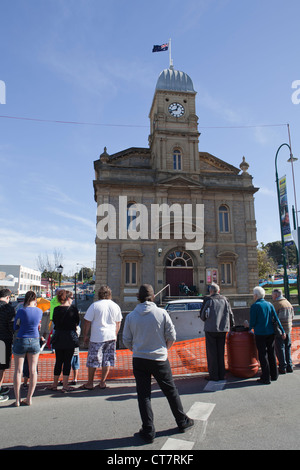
top-left (96, 147), bottom-right (151, 169)
top-left (156, 174), bottom-right (203, 188)
top-left (199, 152), bottom-right (240, 174)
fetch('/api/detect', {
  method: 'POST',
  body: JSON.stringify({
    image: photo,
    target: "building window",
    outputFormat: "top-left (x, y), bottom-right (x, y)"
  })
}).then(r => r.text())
top-left (121, 249), bottom-right (143, 289)
top-left (127, 202), bottom-right (137, 230)
top-left (219, 205), bottom-right (230, 233)
top-left (221, 263), bottom-right (232, 285)
top-left (173, 149), bottom-right (182, 170)
top-left (125, 262), bottom-right (137, 285)
top-left (166, 250), bottom-right (193, 267)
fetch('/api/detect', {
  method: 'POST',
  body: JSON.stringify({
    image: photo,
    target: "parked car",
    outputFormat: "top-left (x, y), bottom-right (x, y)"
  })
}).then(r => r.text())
top-left (165, 298), bottom-right (204, 341)
top-left (165, 298), bottom-right (203, 312)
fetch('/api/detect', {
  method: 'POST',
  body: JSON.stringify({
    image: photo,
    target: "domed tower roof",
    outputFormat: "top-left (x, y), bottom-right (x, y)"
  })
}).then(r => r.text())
top-left (155, 66), bottom-right (195, 93)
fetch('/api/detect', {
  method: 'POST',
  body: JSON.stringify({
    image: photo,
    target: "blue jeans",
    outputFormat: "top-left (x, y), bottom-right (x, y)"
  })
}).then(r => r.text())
top-left (133, 357), bottom-right (189, 438)
top-left (275, 333), bottom-right (292, 371)
top-left (13, 337), bottom-right (40, 356)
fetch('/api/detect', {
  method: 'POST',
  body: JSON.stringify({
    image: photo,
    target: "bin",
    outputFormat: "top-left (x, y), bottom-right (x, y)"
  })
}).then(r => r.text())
top-left (227, 326), bottom-right (259, 378)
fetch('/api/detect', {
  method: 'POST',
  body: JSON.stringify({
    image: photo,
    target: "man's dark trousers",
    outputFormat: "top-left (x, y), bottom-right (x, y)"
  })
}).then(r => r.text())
top-left (133, 357), bottom-right (188, 438)
top-left (255, 334), bottom-right (278, 382)
top-left (205, 331), bottom-right (226, 381)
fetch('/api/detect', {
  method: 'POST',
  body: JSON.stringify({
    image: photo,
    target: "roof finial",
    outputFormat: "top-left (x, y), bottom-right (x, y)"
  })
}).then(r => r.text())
top-left (240, 156), bottom-right (249, 174)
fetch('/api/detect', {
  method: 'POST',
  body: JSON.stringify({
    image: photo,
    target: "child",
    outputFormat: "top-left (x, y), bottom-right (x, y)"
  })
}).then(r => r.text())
top-left (69, 324), bottom-right (81, 385)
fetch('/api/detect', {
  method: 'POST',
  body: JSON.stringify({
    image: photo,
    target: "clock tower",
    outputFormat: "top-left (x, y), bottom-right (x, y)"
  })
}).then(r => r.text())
top-left (93, 62), bottom-right (258, 308)
top-left (149, 65), bottom-right (200, 173)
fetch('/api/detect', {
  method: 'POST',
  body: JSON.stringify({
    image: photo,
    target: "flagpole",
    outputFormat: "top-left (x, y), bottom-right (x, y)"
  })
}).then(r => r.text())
top-left (169, 38), bottom-right (173, 68)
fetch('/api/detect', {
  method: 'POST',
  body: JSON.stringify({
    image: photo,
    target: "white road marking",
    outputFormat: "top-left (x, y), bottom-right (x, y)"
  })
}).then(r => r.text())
top-left (187, 401), bottom-right (216, 421)
top-left (161, 437), bottom-right (195, 450)
top-left (204, 379), bottom-right (226, 392)
top-left (161, 402), bottom-right (216, 450)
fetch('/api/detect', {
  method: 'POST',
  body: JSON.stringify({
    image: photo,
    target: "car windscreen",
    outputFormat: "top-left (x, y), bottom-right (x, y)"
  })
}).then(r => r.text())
top-left (166, 302), bottom-right (202, 311)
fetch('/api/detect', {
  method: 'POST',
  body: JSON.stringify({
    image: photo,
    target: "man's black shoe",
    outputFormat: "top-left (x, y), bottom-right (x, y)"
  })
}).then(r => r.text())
top-left (138, 428), bottom-right (155, 444)
top-left (178, 417), bottom-right (194, 433)
top-left (256, 378), bottom-right (271, 384)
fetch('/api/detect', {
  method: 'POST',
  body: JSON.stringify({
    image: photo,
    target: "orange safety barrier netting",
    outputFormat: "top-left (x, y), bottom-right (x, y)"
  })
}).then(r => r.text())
top-left (4, 326), bottom-right (300, 384)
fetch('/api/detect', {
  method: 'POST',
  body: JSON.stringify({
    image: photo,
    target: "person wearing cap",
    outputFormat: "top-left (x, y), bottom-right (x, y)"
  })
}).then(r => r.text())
top-left (122, 284), bottom-right (194, 444)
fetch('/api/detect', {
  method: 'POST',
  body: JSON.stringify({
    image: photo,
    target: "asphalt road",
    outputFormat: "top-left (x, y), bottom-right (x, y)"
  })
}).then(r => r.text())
top-left (1, 366), bottom-right (299, 456)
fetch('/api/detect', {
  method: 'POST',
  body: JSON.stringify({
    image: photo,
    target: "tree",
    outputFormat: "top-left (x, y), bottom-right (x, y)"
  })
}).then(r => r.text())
top-left (36, 249), bottom-right (64, 294)
top-left (77, 267), bottom-right (93, 282)
top-left (264, 241), bottom-right (297, 267)
top-left (257, 244), bottom-right (276, 279)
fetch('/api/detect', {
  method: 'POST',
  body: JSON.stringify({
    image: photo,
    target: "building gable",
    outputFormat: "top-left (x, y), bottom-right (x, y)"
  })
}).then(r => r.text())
top-left (199, 152), bottom-right (240, 174)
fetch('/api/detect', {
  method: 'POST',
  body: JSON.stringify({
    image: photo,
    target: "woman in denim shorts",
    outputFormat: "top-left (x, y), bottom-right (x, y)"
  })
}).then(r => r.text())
top-left (13, 291), bottom-right (43, 406)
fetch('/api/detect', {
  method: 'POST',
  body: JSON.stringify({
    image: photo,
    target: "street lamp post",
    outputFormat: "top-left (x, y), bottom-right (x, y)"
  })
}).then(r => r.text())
top-left (287, 124), bottom-right (300, 305)
top-left (56, 264), bottom-right (63, 288)
top-left (275, 144), bottom-right (291, 301)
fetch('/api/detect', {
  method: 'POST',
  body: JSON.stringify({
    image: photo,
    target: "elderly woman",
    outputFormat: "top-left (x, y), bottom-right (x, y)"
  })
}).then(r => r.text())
top-left (248, 286), bottom-right (285, 384)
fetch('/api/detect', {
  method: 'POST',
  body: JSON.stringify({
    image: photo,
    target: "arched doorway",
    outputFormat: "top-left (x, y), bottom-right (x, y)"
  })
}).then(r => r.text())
top-left (165, 250), bottom-right (194, 296)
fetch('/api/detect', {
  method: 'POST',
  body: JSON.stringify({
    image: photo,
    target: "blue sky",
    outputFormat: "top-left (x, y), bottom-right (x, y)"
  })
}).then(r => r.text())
top-left (1, 0), bottom-right (300, 275)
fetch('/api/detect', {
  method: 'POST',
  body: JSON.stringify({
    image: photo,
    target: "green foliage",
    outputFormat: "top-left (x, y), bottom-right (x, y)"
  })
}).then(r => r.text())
top-left (263, 241), bottom-right (297, 266)
top-left (257, 244), bottom-right (276, 279)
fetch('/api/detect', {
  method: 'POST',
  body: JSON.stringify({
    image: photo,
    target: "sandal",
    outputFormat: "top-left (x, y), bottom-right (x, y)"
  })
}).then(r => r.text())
top-left (80, 384), bottom-right (94, 390)
top-left (47, 385), bottom-right (58, 391)
top-left (61, 386), bottom-right (75, 393)
top-left (21, 399), bottom-right (31, 406)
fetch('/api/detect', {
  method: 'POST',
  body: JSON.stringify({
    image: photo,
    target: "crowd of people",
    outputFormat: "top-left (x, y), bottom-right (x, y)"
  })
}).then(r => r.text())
top-left (0, 281), bottom-right (296, 443)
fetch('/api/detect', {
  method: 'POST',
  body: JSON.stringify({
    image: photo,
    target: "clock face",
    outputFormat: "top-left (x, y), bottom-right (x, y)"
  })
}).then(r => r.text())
top-left (168, 102), bottom-right (185, 117)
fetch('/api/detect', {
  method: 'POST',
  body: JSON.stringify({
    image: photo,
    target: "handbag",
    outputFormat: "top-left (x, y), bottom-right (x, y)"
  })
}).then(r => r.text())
top-left (50, 329), bottom-right (79, 349)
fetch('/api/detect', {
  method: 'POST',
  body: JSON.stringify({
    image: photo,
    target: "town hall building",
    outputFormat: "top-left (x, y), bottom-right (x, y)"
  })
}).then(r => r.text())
top-left (93, 65), bottom-right (259, 309)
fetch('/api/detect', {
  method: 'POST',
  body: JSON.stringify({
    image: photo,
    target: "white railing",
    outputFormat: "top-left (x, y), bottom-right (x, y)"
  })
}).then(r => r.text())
top-left (154, 284), bottom-right (170, 304)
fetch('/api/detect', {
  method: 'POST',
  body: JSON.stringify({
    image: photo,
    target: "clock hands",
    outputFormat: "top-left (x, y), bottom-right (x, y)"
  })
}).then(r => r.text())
top-left (168, 102), bottom-right (185, 117)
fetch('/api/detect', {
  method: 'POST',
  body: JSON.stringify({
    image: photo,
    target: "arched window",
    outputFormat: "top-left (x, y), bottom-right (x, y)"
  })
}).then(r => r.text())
top-left (166, 250), bottom-right (193, 267)
top-left (127, 202), bottom-right (137, 230)
top-left (173, 149), bottom-right (182, 170)
top-left (219, 205), bottom-right (230, 233)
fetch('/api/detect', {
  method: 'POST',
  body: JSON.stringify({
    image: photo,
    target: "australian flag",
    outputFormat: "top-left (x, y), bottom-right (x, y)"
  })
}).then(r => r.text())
top-left (152, 43), bottom-right (169, 53)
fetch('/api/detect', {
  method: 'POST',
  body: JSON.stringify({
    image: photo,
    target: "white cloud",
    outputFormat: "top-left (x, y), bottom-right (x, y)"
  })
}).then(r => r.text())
top-left (257, 186), bottom-right (276, 197)
top-left (48, 207), bottom-right (95, 229)
top-left (0, 227), bottom-right (95, 274)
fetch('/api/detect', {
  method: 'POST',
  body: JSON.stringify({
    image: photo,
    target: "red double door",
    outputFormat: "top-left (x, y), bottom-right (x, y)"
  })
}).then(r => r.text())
top-left (166, 268), bottom-right (193, 296)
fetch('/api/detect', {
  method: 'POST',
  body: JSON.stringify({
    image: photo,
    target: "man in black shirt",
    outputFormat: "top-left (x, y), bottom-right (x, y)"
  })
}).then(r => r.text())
top-left (0, 289), bottom-right (15, 401)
